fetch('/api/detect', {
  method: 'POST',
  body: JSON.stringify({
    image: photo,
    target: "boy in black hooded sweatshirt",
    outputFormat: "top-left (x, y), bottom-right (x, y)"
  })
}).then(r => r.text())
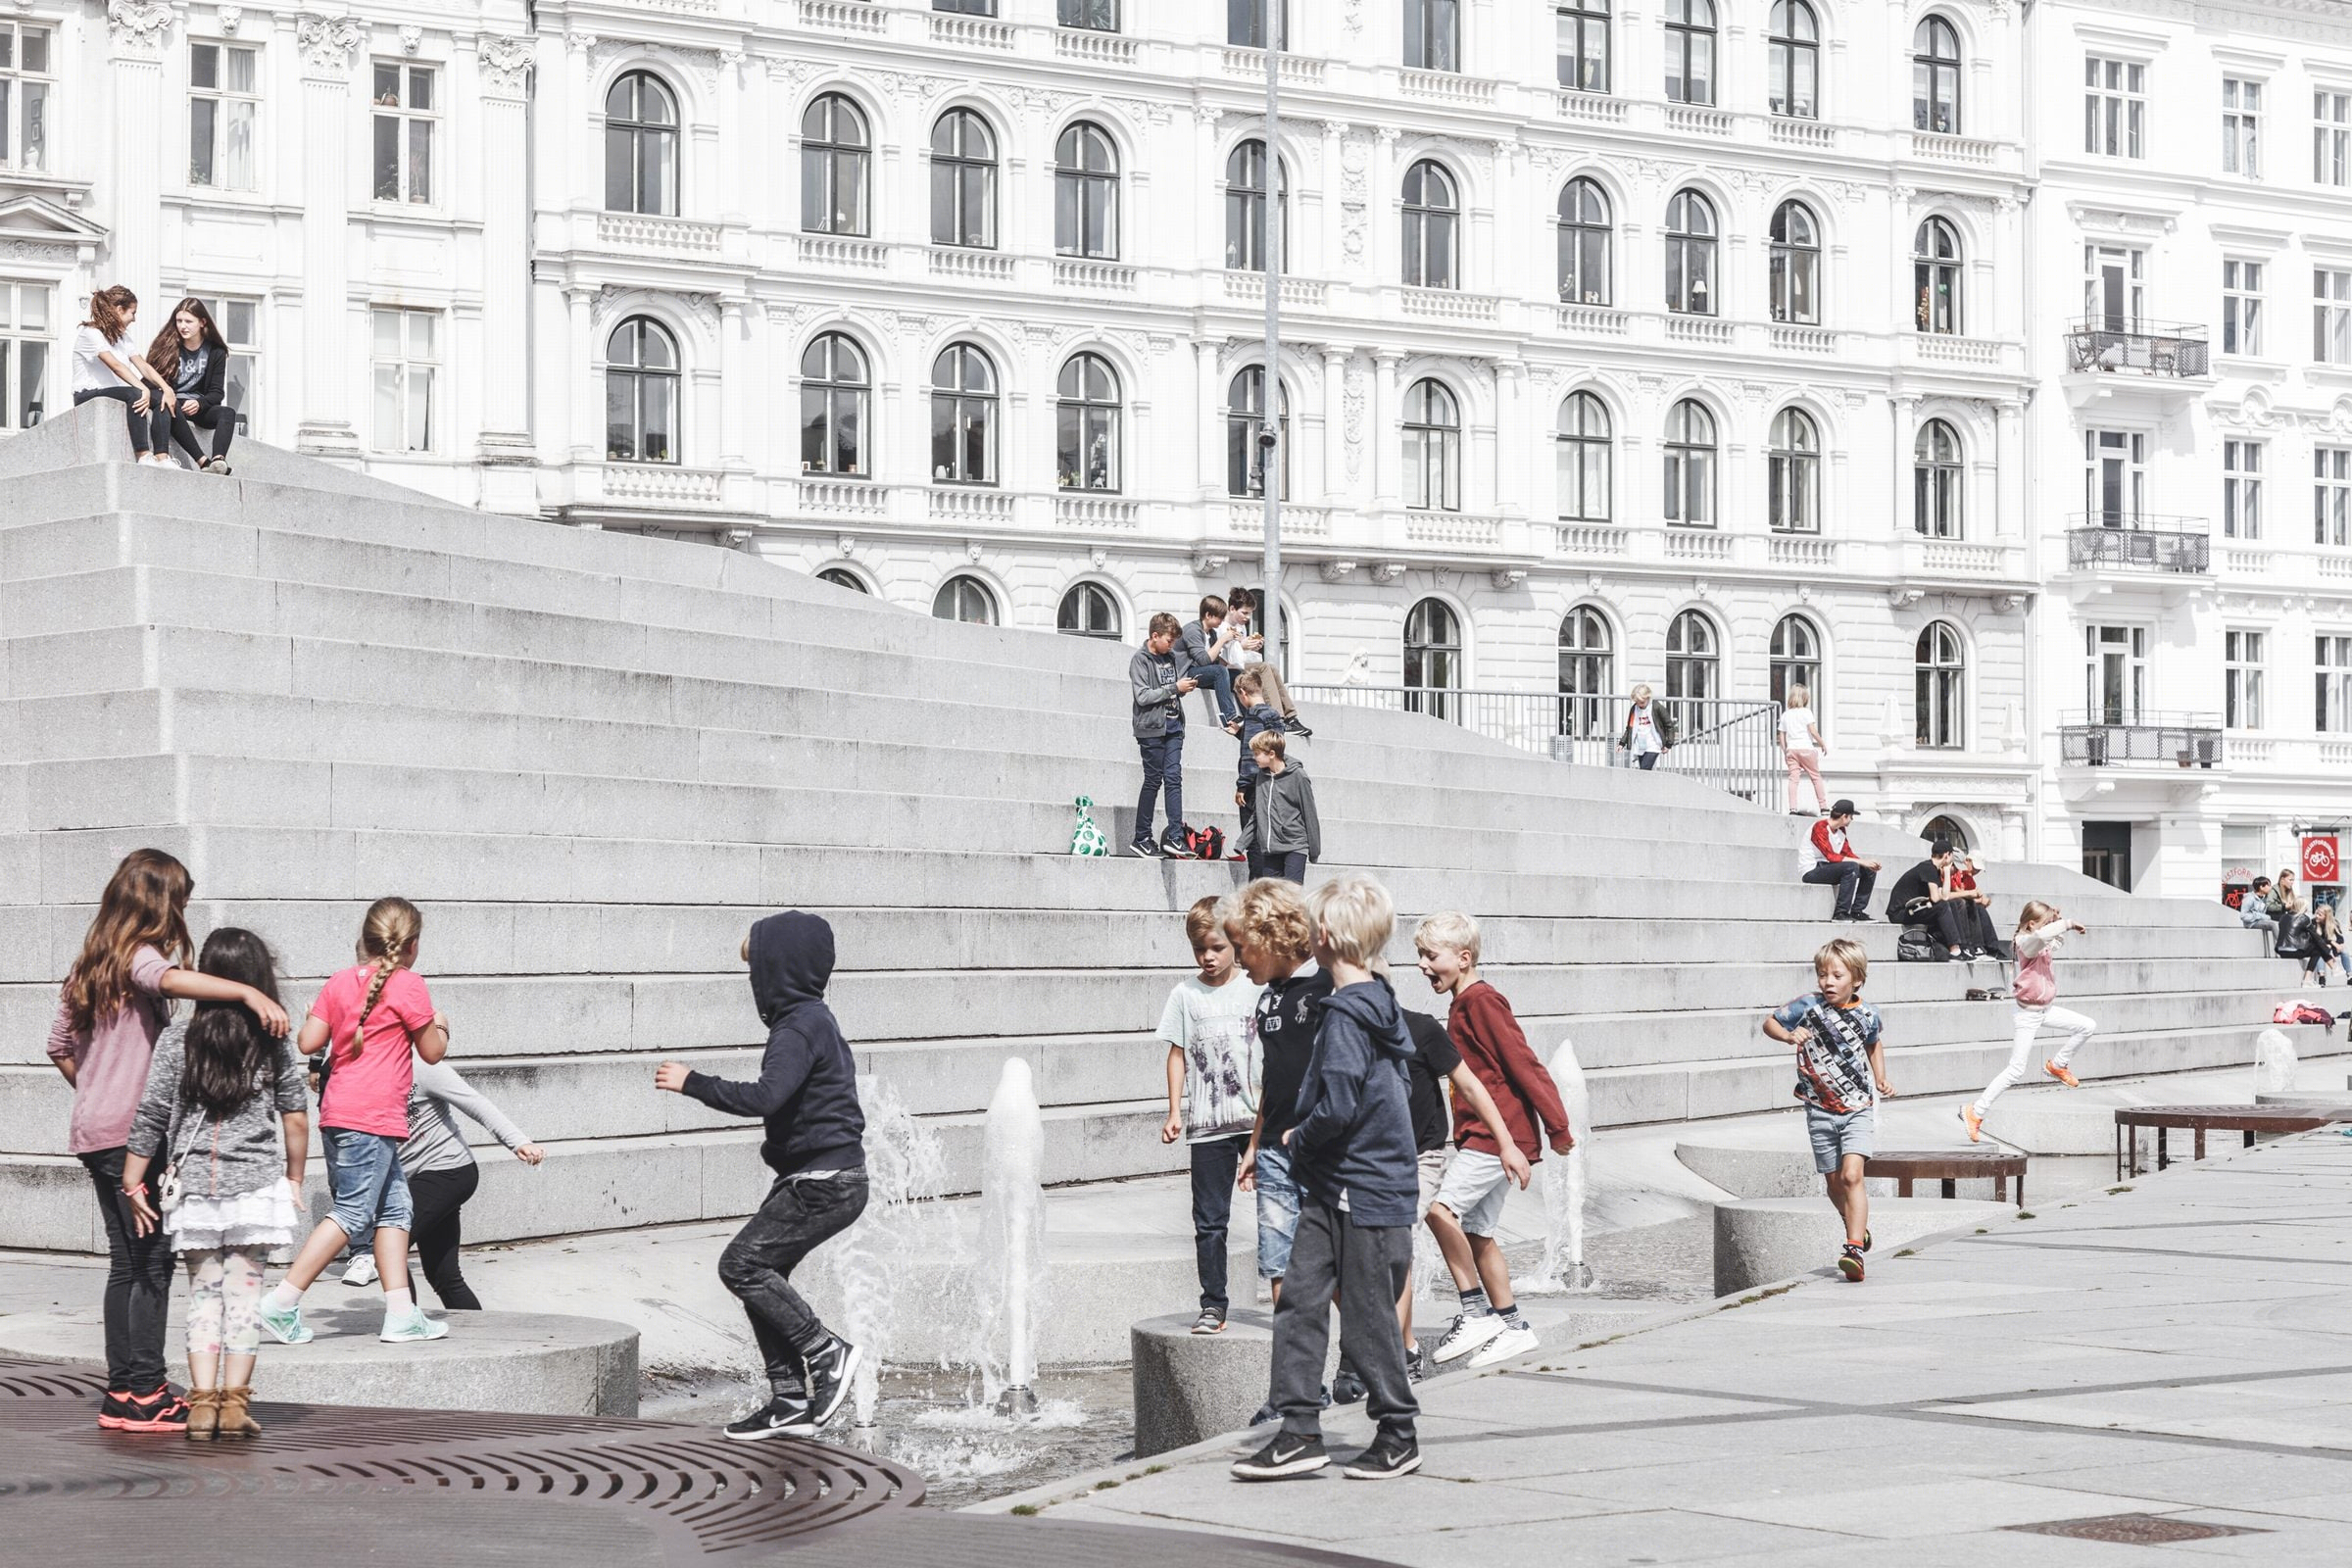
top-left (657, 911), bottom-right (867, 1442)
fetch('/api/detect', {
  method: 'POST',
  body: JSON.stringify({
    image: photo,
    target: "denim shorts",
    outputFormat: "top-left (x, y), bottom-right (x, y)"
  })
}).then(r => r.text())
top-left (1254, 1144), bottom-right (1300, 1281)
top-left (324, 1127), bottom-right (414, 1236)
top-left (1806, 1104), bottom-right (1876, 1174)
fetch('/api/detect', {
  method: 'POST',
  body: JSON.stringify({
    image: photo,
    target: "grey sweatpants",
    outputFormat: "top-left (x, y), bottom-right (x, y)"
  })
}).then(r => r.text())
top-left (1269, 1199), bottom-right (1418, 1442)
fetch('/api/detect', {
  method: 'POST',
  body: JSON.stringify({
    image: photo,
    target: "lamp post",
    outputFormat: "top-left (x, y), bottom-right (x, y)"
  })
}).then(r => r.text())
top-left (1258, 26), bottom-right (1284, 676)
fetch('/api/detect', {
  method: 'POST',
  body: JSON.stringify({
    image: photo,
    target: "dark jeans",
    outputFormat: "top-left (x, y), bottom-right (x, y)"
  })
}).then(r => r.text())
top-left (1188, 1133), bottom-right (1250, 1312)
top-left (1952, 901), bottom-right (2002, 954)
top-left (1803, 859), bottom-right (1876, 918)
top-left (1269, 1200), bottom-right (1416, 1442)
top-left (170, 402), bottom-right (238, 464)
top-left (411, 1162), bottom-right (482, 1310)
top-left (74, 385), bottom-right (172, 456)
top-left (1248, 850), bottom-right (1306, 883)
top-left (1136, 728), bottom-right (1184, 846)
top-left (1185, 662), bottom-right (1239, 723)
top-left (78, 1146), bottom-right (176, 1393)
top-left (1634, 751), bottom-right (1660, 771)
top-left (717, 1171), bottom-right (869, 1396)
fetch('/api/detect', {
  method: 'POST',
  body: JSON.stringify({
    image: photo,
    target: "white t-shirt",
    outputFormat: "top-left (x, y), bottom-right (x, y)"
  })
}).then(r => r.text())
top-left (1628, 705), bottom-right (1661, 754)
top-left (1780, 708), bottom-right (1820, 749)
top-left (1155, 973), bottom-right (1265, 1142)
top-left (73, 325), bottom-right (134, 395)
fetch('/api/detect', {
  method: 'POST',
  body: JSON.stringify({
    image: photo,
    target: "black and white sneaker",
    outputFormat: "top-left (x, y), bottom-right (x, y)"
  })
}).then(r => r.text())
top-left (1431, 1310), bottom-right (1504, 1365)
top-left (1404, 1346), bottom-right (1426, 1383)
top-left (803, 1336), bottom-right (862, 1430)
top-left (1343, 1432), bottom-right (1421, 1481)
top-left (1127, 838), bottom-right (1160, 858)
top-left (1284, 717), bottom-right (1313, 739)
top-left (1159, 833), bottom-right (1195, 860)
top-left (725, 1393), bottom-right (816, 1442)
top-left (1190, 1307), bottom-right (1227, 1336)
top-left (1231, 1431), bottom-right (1329, 1482)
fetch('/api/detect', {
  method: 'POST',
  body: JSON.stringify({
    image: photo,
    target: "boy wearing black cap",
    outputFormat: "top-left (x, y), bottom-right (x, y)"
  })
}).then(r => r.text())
top-left (1804, 800), bottom-right (1880, 921)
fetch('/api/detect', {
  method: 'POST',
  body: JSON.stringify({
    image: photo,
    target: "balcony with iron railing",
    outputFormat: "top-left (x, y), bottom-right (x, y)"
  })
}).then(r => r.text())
top-left (2062, 318), bottom-right (2211, 388)
top-left (2057, 713), bottom-right (2224, 769)
top-left (2065, 513), bottom-right (2211, 575)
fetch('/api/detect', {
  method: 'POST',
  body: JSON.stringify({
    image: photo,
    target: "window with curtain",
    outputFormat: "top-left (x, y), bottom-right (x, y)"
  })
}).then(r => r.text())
top-left (1557, 176), bottom-right (1611, 306)
top-left (605, 72), bottom-right (677, 216)
top-left (1403, 378), bottom-right (1461, 512)
top-left (1914, 418), bottom-right (1963, 537)
top-left (1055, 122), bottom-right (1120, 258)
top-left (1056, 352), bottom-right (1122, 492)
top-left (1914, 218), bottom-right (1963, 334)
top-left (0, 21), bottom-right (54, 174)
top-left (1663, 399), bottom-right (1716, 526)
top-left (371, 62), bottom-right (436, 204)
top-left (1401, 160), bottom-right (1458, 288)
top-left (1555, 391), bottom-right (1611, 522)
top-left (1769, 408), bottom-right (1820, 533)
top-left (930, 109), bottom-right (998, 248)
top-left (1664, 0), bottom-right (1716, 106)
top-left (1767, 1), bottom-right (1819, 119)
top-left (800, 331), bottom-right (868, 477)
top-left (369, 306), bottom-right (439, 453)
top-left (1556, 0), bottom-right (1609, 92)
top-left (189, 41), bottom-right (259, 192)
top-left (1665, 189), bottom-right (1716, 314)
top-left (801, 93), bottom-right (869, 235)
top-left (604, 316), bottom-right (678, 464)
top-left (1769, 200), bottom-right (1820, 324)
top-left (0, 279), bottom-right (50, 430)
top-left (930, 343), bottom-right (998, 484)
top-left (1914, 16), bottom-right (1962, 133)
top-left (1404, 0), bottom-right (1459, 72)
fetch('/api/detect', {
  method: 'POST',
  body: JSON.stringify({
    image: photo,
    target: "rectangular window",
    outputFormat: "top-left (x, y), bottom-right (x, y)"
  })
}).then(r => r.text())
top-left (2083, 624), bottom-right (2146, 727)
top-left (369, 306), bottom-right (439, 453)
top-left (190, 294), bottom-right (260, 437)
top-left (1555, 1), bottom-right (1609, 94)
top-left (0, 278), bottom-right (50, 429)
top-left (0, 21), bottom-right (53, 172)
top-left (188, 41), bottom-right (258, 191)
top-left (2320, 91), bottom-right (2352, 186)
top-left (2084, 56), bottom-right (2145, 158)
top-left (2223, 77), bottom-right (2263, 176)
top-left (1056, 0), bottom-right (1116, 29)
top-left (2225, 439), bottom-right (2263, 540)
top-left (370, 63), bottom-right (435, 204)
top-left (2319, 269), bottom-right (2352, 364)
top-left (2227, 630), bottom-right (2265, 730)
top-left (2320, 446), bottom-right (2352, 547)
top-left (2320, 634), bottom-right (2352, 732)
top-left (2223, 259), bottom-right (2264, 357)
top-left (2085, 428), bottom-right (2146, 525)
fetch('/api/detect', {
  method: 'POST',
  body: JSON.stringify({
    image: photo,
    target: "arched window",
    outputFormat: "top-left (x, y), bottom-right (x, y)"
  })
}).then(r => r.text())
top-left (1914, 218), bottom-right (1963, 334)
top-left (1770, 613), bottom-right (1821, 715)
top-left (1915, 621), bottom-right (1966, 749)
top-left (1914, 418), bottom-right (1964, 537)
top-left (1224, 139), bottom-right (1287, 271)
top-left (1769, 408), bottom-right (1820, 534)
top-left (799, 331), bottom-right (869, 477)
top-left (1557, 606), bottom-right (1614, 739)
top-left (1664, 0), bottom-right (1716, 106)
top-left (1227, 366), bottom-right (1290, 499)
top-left (1404, 0), bottom-right (1459, 72)
top-left (930, 343), bottom-right (998, 484)
top-left (1229, 0), bottom-right (1286, 49)
top-left (605, 72), bottom-right (678, 217)
top-left (1557, 177), bottom-right (1612, 307)
top-left (933, 574), bottom-right (998, 625)
top-left (930, 109), bottom-right (998, 249)
top-left (1664, 189), bottom-right (1716, 315)
top-left (605, 317), bottom-right (678, 464)
top-left (1555, 390), bottom-right (1612, 522)
top-left (1665, 610), bottom-right (1719, 731)
top-left (1403, 378), bottom-right (1461, 512)
top-left (1056, 352), bottom-right (1121, 492)
top-left (1663, 399), bottom-right (1716, 526)
top-left (1913, 16), bottom-right (1963, 134)
top-left (1057, 581), bottom-right (1123, 638)
top-left (1921, 812), bottom-right (1971, 850)
top-left (1404, 597), bottom-right (1463, 718)
top-left (817, 566), bottom-right (869, 593)
top-left (1054, 121), bottom-right (1120, 259)
top-left (1401, 160), bottom-right (1458, 289)
top-left (1769, 200), bottom-right (1820, 324)
top-left (800, 93), bottom-right (869, 236)
top-left (1768, 1), bottom-right (1819, 119)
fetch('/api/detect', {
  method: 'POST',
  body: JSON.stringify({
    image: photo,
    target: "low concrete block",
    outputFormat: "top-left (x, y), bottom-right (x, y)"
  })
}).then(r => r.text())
top-left (1133, 1309), bottom-right (1274, 1458)
top-left (1675, 1142), bottom-right (1895, 1200)
top-left (1983, 1090), bottom-right (2153, 1154)
top-left (1712, 1197), bottom-right (2012, 1296)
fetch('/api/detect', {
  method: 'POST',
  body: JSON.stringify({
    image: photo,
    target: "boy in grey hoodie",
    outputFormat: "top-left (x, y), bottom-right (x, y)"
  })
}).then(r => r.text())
top-left (1232, 874), bottom-right (1421, 1484)
top-left (1129, 612), bottom-right (1199, 858)
top-left (1244, 729), bottom-right (1321, 884)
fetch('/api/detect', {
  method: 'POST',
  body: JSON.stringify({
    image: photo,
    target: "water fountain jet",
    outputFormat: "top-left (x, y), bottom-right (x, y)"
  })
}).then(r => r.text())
top-left (979, 1057), bottom-right (1048, 1418)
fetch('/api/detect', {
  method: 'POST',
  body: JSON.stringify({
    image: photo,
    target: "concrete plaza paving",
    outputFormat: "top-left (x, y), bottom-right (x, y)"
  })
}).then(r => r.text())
top-left (989, 1132), bottom-right (2352, 1565)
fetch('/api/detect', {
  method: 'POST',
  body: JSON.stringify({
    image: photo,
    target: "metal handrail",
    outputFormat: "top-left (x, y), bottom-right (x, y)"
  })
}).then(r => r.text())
top-left (2063, 319), bottom-right (2212, 377)
top-left (2065, 514), bottom-right (2211, 573)
top-left (2058, 715), bottom-right (2224, 767)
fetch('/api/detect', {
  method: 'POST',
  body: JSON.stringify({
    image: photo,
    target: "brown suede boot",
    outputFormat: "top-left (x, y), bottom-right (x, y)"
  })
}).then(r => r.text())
top-left (216, 1386), bottom-right (260, 1439)
top-left (184, 1387), bottom-right (220, 1442)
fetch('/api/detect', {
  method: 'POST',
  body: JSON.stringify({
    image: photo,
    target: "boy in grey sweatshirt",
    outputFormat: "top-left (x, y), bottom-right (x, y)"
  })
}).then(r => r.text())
top-left (1130, 612), bottom-right (1198, 858)
top-left (1245, 730), bottom-right (1320, 884)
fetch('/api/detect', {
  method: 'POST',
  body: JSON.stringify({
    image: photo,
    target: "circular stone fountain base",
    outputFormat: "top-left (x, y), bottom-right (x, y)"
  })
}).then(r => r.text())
top-left (1712, 1197), bottom-right (2012, 1296)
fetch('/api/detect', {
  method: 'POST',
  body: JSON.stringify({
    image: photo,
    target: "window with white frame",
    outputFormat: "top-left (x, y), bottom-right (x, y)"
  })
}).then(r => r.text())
top-left (1769, 200), bottom-right (1820, 324)
top-left (1663, 0), bottom-right (1716, 106)
top-left (189, 41), bottom-right (258, 191)
top-left (1404, 0), bottom-right (1459, 73)
top-left (1666, 610), bottom-right (1720, 732)
top-left (369, 307), bottom-right (439, 454)
top-left (2318, 446), bottom-right (2352, 547)
top-left (2225, 439), bottom-right (2263, 540)
top-left (2084, 243), bottom-right (2143, 330)
top-left (1402, 378), bottom-right (1461, 512)
top-left (1055, 352), bottom-right (1121, 493)
top-left (1556, 607), bottom-right (1612, 739)
top-left (0, 21), bottom-right (52, 173)
top-left (1557, 176), bottom-right (1611, 305)
top-left (1767, 408), bottom-right (1819, 534)
top-left (1771, 613), bottom-right (1822, 717)
top-left (1913, 17), bottom-right (1961, 133)
top-left (2319, 90), bottom-right (2351, 186)
top-left (1768, 1), bottom-right (1819, 120)
top-left (2085, 56), bottom-right (2145, 158)
top-left (931, 109), bottom-right (999, 250)
top-left (2083, 624), bottom-right (2145, 725)
top-left (1555, 390), bottom-right (1610, 522)
top-left (189, 294), bottom-right (259, 436)
top-left (2318, 268), bottom-right (2352, 363)
top-left (1662, 398), bottom-right (1716, 526)
top-left (1915, 621), bottom-right (1966, 749)
top-left (2085, 428), bottom-right (2146, 526)
top-left (1556, 0), bottom-right (1608, 93)
top-left (1226, 366), bottom-right (1289, 500)
top-left (2223, 77), bottom-right (2263, 176)
top-left (2319, 634), bottom-right (2352, 732)
top-left (1401, 160), bottom-right (1457, 289)
top-left (1914, 418), bottom-right (1963, 538)
top-left (2226, 629), bottom-right (2265, 730)
top-left (370, 62), bottom-right (435, 204)
top-left (2223, 260), bottom-right (2264, 356)
top-left (0, 279), bottom-right (48, 429)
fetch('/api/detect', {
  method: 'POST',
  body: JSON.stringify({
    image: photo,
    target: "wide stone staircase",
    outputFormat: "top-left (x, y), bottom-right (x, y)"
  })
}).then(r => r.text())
top-left (0, 406), bottom-right (2328, 1252)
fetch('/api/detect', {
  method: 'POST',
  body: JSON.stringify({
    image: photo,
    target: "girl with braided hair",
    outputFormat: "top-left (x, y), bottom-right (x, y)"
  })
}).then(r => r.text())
top-left (260, 898), bottom-right (454, 1347)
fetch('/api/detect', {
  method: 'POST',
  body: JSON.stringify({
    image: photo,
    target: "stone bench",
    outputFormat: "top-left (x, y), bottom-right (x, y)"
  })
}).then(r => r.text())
top-left (1712, 1197), bottom-right (2013, 1296)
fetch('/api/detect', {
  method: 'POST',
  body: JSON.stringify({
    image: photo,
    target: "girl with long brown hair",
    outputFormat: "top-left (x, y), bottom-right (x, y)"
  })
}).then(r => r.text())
top-left (71, 285), bottom-right (176, 463)
top-left (146, 297), bottom-right (239, 474)
top-left (46, 849), bottom-right (290, 1433)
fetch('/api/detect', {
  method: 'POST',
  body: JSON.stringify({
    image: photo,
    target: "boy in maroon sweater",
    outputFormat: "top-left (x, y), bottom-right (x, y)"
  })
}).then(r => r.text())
top-left (1414, 911), bottom-right (1571, 1370)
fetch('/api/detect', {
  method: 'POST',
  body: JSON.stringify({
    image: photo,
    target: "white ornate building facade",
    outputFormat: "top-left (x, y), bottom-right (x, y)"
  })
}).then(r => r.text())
top-left (5, 0), bottom-right (2348, 892)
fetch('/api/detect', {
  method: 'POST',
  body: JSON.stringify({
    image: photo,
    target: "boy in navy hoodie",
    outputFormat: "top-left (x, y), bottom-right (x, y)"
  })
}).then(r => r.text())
top-left (1231, 874), bottom-right (1422, 1484)
top-left (656, 911), bottom-right (867, 1443)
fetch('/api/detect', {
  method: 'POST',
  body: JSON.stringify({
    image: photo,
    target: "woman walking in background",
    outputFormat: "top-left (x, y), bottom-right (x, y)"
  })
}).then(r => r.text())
top-left (72, 286), bottom-right (174, 464)
top-left (148, 297), bottom-right (239, 474)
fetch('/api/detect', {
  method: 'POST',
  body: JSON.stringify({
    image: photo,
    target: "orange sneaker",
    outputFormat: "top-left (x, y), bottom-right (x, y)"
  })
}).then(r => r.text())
top-left (2044, 1060), bottom-right (2081, 1089)
top-left (1959, 1105), bottom-right (1984, 1144)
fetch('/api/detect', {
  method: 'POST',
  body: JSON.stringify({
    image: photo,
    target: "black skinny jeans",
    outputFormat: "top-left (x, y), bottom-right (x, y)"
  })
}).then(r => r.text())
top-left (1188, 1133), bottom-right (1250, 1312)
top-left (78, 1146), bottom-right (176, 1393)
top-left (410, 1162), bottom-right (482, 1310)
top-left (717, 1172), bottom-right (868, 1396)
top-left (170, 402), bottom-right (238, 464)
top-left (74, 385), bottom-right (172, 456)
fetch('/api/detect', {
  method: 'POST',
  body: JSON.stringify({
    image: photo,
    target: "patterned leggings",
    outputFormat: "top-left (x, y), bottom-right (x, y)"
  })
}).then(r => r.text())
top-left (183, 1248), bottom-right (268, 1359)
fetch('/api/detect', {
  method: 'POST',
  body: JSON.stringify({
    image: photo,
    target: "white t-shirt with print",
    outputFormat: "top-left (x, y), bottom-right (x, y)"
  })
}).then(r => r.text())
top-left (1155, 973), bottom-right (1265, 1142)
top-left (1628, 705), bottom-right (1661, 754)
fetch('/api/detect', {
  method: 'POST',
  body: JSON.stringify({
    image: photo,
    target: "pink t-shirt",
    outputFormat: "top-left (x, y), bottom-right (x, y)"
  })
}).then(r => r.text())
top-left (310, 964), bottom-right (435, 1138)
top-left (46, 946), bottom-right (174, 1155)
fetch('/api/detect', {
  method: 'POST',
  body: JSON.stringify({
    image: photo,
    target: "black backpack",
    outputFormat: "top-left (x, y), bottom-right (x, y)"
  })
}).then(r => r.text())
top-left (1896, 926), bottom-right (1946, 962)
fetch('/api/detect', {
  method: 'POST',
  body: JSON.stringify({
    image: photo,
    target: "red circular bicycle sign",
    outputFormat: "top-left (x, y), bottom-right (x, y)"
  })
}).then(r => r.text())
top-left (2304, 835), bottom-right (2339, 883)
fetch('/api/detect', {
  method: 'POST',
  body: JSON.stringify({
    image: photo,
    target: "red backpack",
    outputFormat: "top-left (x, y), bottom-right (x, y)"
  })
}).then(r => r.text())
top-left (1184, 825), bottom-right (1227, 862)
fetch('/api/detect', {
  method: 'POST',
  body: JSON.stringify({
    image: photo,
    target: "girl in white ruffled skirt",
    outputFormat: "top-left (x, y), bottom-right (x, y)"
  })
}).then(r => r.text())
top-left (122, 929), bottom-right (310, 1441)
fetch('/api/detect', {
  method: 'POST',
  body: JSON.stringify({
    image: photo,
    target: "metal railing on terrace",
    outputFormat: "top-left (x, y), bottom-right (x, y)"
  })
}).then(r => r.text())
top-left (2065, 514), bottom-right (2212, 574)
top-left (2063, 319), bottom-right (2211, 378)
top-left (2057, 714), bottom-right (2224, 768)
top-left (1290, 686), bottom-right (1781, 808)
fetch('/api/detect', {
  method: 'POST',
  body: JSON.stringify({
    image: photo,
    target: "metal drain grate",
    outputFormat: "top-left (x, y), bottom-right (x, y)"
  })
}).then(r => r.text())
top-left (0, 1355), bottom-right (112, 1399)
top-left (2006, 1513), bottom-right (2269, 1544)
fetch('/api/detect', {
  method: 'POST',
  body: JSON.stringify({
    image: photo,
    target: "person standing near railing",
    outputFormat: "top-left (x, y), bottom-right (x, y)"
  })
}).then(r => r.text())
top-left (1616, 685), bottom-right (1677, 771)
top-left (1779, 686), bottom-right (1829, 816)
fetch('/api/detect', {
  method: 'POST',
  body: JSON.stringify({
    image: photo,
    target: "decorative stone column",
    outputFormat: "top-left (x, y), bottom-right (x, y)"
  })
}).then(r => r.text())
top-left (566, 285), bottom-right (598, 465)
top-left (1888, 394), bottom-right (1918, 531)
top-left (475, 34), bottom-right (536, 465)
top-left (1372, 350), bottom-right (1402, 511)
top-left (1321, 347), bottom-right (1347, 503)
top-left (104, 1), bottom-right (178, 306)
top-left (1195, 338), bottom-right (1222, 498)
top-left (294, 13), bottom-right (365, 456)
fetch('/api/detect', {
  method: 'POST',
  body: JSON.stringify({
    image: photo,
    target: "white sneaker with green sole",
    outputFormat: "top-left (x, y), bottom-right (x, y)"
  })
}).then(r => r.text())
top-left (379, 1307), bottom-right (451, 1344)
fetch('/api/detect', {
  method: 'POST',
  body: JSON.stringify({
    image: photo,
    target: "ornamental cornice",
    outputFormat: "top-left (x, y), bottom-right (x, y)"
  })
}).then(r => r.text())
top-left (591, 37), bottom-right (717, 90)
top-left (477, 34), bottom-right (533, 97)
top-left (295, 12), bottom-right (365, 75)
top-left (106, 0), bottom-right (177, 55)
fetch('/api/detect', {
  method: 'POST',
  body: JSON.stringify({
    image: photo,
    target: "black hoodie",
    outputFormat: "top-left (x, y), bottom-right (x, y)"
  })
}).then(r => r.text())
top-left (1287, 975), bottom-right (1418, 1228)
top-left (682, 911), bottom-right (866, 1178)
